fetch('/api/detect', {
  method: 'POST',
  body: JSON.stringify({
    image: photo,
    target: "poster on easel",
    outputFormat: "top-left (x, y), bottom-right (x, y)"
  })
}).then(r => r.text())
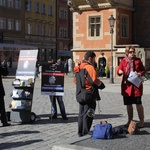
top-left (16, 50), bottom-right (38, 80)
top-left (41, 64), bottom-right (64, 96)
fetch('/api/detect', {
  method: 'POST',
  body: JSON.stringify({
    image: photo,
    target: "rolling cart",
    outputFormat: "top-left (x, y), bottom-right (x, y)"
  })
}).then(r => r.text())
top-left (9, 49), bottom-right (38, 123)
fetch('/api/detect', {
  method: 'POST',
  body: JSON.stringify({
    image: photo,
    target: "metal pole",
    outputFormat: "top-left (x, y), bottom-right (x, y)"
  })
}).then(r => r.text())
top-left (110, 28), bottom-right (114, 83)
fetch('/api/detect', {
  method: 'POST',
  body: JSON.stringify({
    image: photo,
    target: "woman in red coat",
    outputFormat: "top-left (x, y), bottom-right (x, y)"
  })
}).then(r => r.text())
top-left (117, 46), bottom-right (145, 128)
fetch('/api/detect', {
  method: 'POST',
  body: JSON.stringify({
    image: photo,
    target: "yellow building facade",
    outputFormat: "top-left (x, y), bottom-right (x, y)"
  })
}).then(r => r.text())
top-left (25, 0), bottom-right (57, 62)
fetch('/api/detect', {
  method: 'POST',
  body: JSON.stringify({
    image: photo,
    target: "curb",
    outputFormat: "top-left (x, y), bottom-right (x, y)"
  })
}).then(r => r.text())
top-left (52, 145), bottom-right (99, 150)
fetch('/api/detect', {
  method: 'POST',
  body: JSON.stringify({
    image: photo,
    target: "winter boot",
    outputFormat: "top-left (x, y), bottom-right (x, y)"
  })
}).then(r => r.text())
top-left (136, 104), bottom-right (144, 128)
top-left (125, 105), bottom-right (133, 127)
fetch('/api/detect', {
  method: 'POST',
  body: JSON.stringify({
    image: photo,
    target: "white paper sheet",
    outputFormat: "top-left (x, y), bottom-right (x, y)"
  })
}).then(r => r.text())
top-left (127, 71), bottom-right (143, 88)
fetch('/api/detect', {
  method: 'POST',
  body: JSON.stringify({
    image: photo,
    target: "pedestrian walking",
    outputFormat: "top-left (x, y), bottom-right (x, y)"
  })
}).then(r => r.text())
top-left (0, 65), bottom-right (11, 127)
top-left (74, 51), bottom-right (105, 137)
top-left (117, 46), bottom-right (145, 128)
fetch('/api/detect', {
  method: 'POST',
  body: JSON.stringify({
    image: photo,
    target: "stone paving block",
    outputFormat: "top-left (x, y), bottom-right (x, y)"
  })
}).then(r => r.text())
top-left (1, 75), bottom-right (150, 150)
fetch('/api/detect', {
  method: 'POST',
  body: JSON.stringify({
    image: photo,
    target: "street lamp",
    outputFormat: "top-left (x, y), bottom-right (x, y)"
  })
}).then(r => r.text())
top-left (108, 15), bottom-right (115, 83)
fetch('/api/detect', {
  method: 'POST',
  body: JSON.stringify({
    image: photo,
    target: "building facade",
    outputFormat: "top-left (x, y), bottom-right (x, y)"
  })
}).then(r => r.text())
top-left (56, 0), bottom-right (73, 61)
top-left (0, 0), bottom-right (73, 67)
top-left (0, 0), bottom-right (25, 64)
top-left (68, 0), bottom-right (150, 76)
top-left (25, 0), bottom-right (56, 63)
top-left (133, 0), bottom-right (150, 70)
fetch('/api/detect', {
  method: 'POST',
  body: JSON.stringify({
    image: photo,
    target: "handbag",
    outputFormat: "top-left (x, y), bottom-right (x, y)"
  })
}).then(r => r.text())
top-left (128, 120), bottom-right (137, 135)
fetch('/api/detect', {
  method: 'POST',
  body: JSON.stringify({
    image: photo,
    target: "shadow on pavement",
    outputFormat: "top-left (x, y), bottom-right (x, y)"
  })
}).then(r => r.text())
top-left (0, 130), bottom-right (40, 137)
top-left (94, 113), bottom-right (123, 120)
top-left (0, 139), bottom-right (43, 150)
top-left (33, 113), bottom-right (122, 125)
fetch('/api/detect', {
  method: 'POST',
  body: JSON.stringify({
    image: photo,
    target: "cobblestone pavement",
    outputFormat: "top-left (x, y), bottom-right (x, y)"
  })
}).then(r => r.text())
top-left (0, 73), bottom-right (150, 150)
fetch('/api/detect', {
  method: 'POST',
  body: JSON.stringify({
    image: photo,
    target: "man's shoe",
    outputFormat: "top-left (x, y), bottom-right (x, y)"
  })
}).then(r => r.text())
top-left (49, 116), bottom-right (57, 119)
top-left (62, 117), bottom-right (68, 120)
top-left (52, 116), bottom-right (57, 119)
top-left (3, 123), bottom-right (11, 127)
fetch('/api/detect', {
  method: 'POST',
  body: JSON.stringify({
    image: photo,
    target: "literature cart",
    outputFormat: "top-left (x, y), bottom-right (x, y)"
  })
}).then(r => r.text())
top-left (10, 50), bottom-right (38, 123)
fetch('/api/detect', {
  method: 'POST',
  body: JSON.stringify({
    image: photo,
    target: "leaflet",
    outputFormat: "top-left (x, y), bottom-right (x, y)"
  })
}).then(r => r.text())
top-left (127, 71), bottom-right (143, 88)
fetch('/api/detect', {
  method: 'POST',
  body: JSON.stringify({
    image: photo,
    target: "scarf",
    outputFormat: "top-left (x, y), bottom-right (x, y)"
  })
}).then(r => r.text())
top-left (125, 56), bottom-right (134, 76)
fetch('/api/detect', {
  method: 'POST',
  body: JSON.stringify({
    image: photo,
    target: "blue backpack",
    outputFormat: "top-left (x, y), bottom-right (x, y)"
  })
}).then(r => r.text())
top-left (92, 122), bottom-right (113, 139)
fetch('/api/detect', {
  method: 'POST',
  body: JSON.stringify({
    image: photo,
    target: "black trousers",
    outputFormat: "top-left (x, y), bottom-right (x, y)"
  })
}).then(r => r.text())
top-left (78, 101), bottom-right (96, 135)
top-left (0, 95), bottom-right (7, 124)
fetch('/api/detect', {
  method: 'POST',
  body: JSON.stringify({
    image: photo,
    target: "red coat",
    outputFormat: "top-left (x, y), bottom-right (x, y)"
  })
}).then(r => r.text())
top-left (117, 57), bottom-right (145, 97)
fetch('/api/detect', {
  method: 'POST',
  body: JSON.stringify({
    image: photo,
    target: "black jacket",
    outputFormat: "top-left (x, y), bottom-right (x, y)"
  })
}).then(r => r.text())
top-left (0, 66), bottom-right (5, 96)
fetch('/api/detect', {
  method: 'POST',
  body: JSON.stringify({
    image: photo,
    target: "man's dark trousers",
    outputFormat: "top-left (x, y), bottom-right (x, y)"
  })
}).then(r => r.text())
top-left (0, 95), bottom-right (7, 124)
top-left (78, 101), bottom-right (96, 136)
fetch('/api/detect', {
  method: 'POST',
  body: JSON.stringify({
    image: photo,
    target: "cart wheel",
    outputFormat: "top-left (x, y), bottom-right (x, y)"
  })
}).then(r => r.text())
top-left (30, 112), bottom-right (36, 123)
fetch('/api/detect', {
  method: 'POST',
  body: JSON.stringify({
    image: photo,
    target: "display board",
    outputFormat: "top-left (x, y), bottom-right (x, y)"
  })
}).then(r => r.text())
top-left (16, 50), bottom-right (38, 80)
top-left (41, 64), bottom-right (64, 96)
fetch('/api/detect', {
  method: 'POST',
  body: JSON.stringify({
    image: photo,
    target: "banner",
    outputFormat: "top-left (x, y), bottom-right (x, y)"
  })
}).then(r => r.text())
top-left (41, 64), bottom-right (64, 96)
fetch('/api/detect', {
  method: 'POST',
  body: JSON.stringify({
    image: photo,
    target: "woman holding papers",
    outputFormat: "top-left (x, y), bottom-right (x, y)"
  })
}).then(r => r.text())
top-left (117, 46), bottom-right (145, 128)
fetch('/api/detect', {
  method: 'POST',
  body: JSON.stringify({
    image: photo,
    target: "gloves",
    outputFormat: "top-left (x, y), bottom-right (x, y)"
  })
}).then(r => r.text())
top-left (98, 81), bottom-right (105, 90)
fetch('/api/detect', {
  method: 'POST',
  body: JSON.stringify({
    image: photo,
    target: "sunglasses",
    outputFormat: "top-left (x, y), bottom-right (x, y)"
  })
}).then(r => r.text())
top-left (129, 51), bottom-right (135, 54)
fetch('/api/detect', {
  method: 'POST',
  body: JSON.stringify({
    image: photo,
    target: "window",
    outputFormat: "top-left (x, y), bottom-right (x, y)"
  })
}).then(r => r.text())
top-left (8, 19), bottom-right (14, 30)
top-left (8, 0), bottom-right (13, 8)
top-left (15, 0), bottom-right (21, 9)
top-left (0, 0), bottom-right (6, 6)
top-left (15, 20), bottom-right (21, 31)
top-left (27, 0), bottom-right (32, 12)
top-left (49, 26), bottom-right (53, 36)
top-left (49, 5), bottom-right (52, 16)
top-left (59, 28), bottom-right (67, 38)
top-left (59, 29), bottom-right (62, 38)
top-left (0, 17), bottom-right (6, 29)
top-left (64, 11), bottom-right (67, 19)
top-left (42, 25), bottom-right (46, 36)
top-left (59, 8), bottom-right (67, 19)
top-left (121, 15), bottom-right (128, 37)
top-left (36, 24), bottom-right (40, 35)
top-left (64, 29), bottom-right (67, 38)
top-left (89, 16), bottom-right (101, 37)
top-left (41, 4), bottom-right (45, 14)
top-left (35, 2), bottom-right (39, 13)
top-left (28, 23), bottom-right (32, 34)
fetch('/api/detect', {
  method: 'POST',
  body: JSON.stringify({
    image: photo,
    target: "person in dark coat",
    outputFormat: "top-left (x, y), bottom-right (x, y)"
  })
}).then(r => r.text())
top-left (0, 66), bottom-right (11, 127)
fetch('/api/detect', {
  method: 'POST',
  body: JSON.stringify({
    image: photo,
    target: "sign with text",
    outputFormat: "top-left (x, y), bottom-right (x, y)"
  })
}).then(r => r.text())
top-left (16, 50), bottom-right (38, 80)
top-left (41, 64), bottom-right (64, 96)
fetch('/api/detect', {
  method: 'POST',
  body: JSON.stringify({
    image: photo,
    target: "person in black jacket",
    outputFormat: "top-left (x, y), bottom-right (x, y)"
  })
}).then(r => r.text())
top-left (0, 66), bottom-right (10, 127)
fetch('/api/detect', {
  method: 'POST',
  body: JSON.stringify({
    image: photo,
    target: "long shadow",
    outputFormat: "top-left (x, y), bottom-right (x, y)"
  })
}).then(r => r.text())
top-left (0, 139), bottom-right (43, 149)
top-left (0, 130), bottom-right (40, 138)
top-left (33, 113), bottom-right (123, 125)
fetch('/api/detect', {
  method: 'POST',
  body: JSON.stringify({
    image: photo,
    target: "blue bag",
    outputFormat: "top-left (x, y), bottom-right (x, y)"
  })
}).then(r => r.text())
top-left (92, 122), bottom-right (113, 139)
